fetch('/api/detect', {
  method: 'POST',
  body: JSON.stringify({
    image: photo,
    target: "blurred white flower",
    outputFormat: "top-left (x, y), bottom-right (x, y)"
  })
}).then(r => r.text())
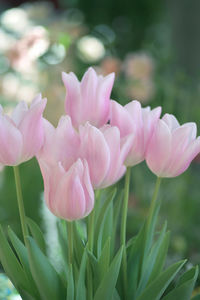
top-left (77, 35), bottom-right (105, 63)
top-left (0, 30), bottom-right (16, 52)
top-left (1, 8), bottom-right (31, 34)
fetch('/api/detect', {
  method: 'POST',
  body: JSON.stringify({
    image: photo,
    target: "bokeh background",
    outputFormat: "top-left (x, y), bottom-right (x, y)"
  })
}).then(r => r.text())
top-left (0, 0), bottom-right (200, 292)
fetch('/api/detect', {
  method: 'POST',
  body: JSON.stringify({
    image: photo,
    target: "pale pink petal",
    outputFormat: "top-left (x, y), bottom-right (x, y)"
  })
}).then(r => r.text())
top-left (95, 72), bottom-right (115, 126)
top-left (168, 136), bottom-right (200, 177)
top-left (143, 106), bottom-right (161, 148)
top-left (146, 119), bottom-right (171, 176)
top-left (110, 100), bottom-right (134, 137)
top-left (0, 114), bottom-right (23, 165)
top-left (12, 101), bottom-right (28, 126)
top-left (162, 113), bottom-right (180, 131)
top-left (62, 72), bottom-right (82, 128)
top-left (54, 116), bottom-right (80, 169)
top-left (37, 119), bottom-right (55, 163)
top-left (19, 98), bottom-right (47, 161)
top-left (81, 159), bottom-right (94, 217)
top-left (79, 123), bottom-right (110, 188)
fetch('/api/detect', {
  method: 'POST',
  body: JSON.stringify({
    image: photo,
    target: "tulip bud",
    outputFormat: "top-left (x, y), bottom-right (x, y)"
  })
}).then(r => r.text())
top-left (39, 158), bottom-right (94, 221)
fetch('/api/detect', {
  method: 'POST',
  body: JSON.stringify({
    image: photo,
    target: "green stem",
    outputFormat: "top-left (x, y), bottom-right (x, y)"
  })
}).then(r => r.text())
top-left (88, 190), bottom-right (100, 252)
top-left (66, 221), bottom-right (73, 265)
top-left (13, 166), bottom-right (28, 243)
top-left (88, 208), bottom-right (95, 252)
top-left (120, 167), bottom-right (131, 296)
top-left (147, 177), bottom-right (162, 229)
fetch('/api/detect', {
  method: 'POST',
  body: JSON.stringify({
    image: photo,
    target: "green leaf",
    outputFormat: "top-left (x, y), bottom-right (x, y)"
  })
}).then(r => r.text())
top-left (97, 201), bottom-right (113, 257)
top-left (26, 217), bottom-right (46, 254)
top-left (136, 260), bottom-right (186, 300)
top-left (192, 295), bottom-right (200, 300)
top-left (67, 264), bottom-right (74, 300)
top-left (26, 236), bottom-right (65, 300)
top-left (94, 246), bottom-right (123, 300)
top-left (162, 266), bottom-right (198, 300)
top-left (76, 249), bottom-right (87, 300)
top-left (94, 188), bottom-right (116, 240)
top-left (148, 231), bottom-right (170, 283)
top-left (112, 289), bottom-right (121, 300)
top-left (98, 237), bottom-right (111, 280)
top-left (136, 223), bottom-right (168, 296)
top-left (7, 227), bottom-right (40, 299)
top-left (73, 221), bottom-right (85, 266)
top-left (127, 204), bottom-right (160, 298)
top-left (0, 225), bottom-right (30, 292)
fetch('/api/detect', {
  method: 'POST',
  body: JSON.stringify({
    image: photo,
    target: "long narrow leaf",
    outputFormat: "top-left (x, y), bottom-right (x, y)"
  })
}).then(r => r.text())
top-left (26, 236), bottom-right (65, 300)
top-left (94, 246), bottom-right (123, 300)
top-left (136, 260), bottom-right (186, 300)
top-left (162, 266), bottom-right (198, 300)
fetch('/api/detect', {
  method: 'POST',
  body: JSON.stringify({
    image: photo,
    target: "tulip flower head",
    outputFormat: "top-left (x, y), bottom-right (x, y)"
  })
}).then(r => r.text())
top-left (39, 158), bottom-right (94, 221)
top-left (110, 100), bottom-right (161, 166)
top-left (79, 122), bottom-right (134, 189)
top-left (146, 113), bottom-right (200, 177)
top-left (62, 67), bottom-right (115, 128)
top-left (0, 94), bottom-right (46, 166)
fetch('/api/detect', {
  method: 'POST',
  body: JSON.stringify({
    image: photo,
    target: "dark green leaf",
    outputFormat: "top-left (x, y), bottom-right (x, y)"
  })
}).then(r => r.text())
top-left (162, 266), bottom-right (198, 300)
top-left (7, 227), bottom-right (40, 299)
top-left (0, 225), bottom-right (30, 292)
top-left (136, 260), bottom-right (186, 300)
top-left (136, 223), bottom-right (168, 295)
top-left (94, 246), bottom-right (123, 300)
top-left (26, 217), bottom-right (46, 254)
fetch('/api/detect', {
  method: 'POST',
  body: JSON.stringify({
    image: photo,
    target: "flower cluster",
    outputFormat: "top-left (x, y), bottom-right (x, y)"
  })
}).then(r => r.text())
top-left (1, 67), bottom-right (200, 221)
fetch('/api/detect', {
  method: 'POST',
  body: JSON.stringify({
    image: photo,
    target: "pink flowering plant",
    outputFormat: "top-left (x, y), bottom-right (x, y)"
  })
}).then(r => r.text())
top-left (0, 67), bottom-right (200, 300)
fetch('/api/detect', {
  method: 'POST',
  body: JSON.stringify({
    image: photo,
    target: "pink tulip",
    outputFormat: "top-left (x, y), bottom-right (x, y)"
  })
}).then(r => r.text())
top-left (62, 67), bottom-right (115, 128)
top-left (0, 94), bottom-right (46, 165)
top-left (110, 100), bottom-right (161, 166)
top-left (79, 122), bottom-right (134, 189)
top-left (39, 158), bottom-right (94, 221)
top-left (146, 113), bottom-right (200, 177)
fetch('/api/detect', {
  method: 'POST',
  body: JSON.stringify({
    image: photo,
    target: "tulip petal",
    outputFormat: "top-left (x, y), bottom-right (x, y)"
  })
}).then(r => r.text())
top-left (12, 101), bottom-right (28, 126)
top-left (110, 100), bottom-right (134, 137)
top-left (19, 98), bottom-right (47, 160)
top-left (0, 113), bottom-right (23, 165)
top-left (79, 123), bottom-right (110, 188)
top-left (146, 119), bottom-right (171, 176)
top-left (54, 116), bottom-right (80, 169)
top-left (162, 113), bottom-right (179, 131)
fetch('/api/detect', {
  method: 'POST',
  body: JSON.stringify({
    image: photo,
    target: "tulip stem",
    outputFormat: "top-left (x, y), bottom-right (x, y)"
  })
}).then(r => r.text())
top-left (13, 166), bottom-right (28, 243)
top-left (120, 167), bottom-right (131, 296)
top-left (147, 177), bottom-right (162, 229)
top-left (88, 208), bottom-right (95, 252)
top-left (67, 221), bottom-right (73, 265)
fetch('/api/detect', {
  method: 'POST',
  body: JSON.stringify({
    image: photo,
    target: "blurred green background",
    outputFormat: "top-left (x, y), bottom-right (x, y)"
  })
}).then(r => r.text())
top-left (0, 0), bottom-right (200, 291)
